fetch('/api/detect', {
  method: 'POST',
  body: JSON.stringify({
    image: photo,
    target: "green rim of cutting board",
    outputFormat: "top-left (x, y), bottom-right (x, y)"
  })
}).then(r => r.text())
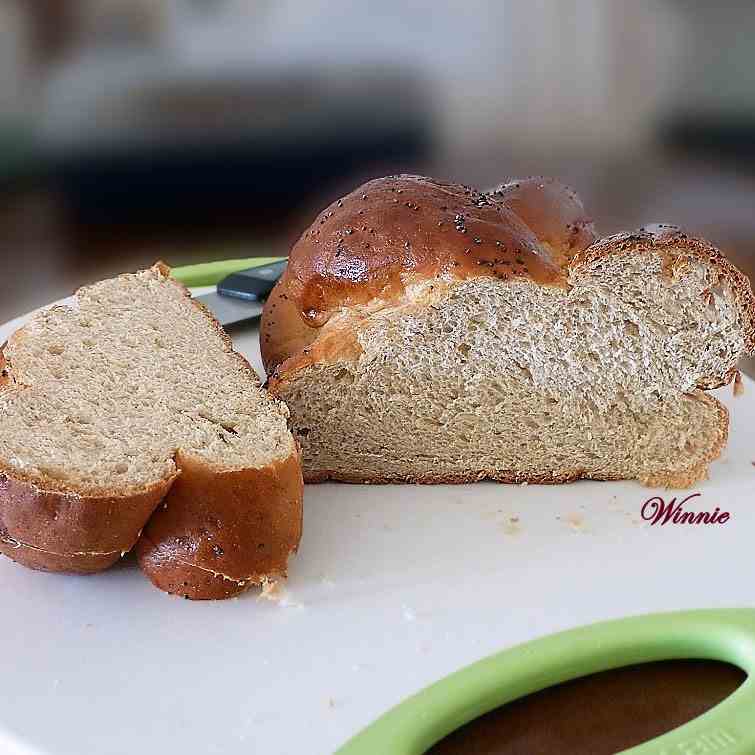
top-left (336, 608), bottom-right (755, 754)
top-left (171, 256), bottom-right (287, 287)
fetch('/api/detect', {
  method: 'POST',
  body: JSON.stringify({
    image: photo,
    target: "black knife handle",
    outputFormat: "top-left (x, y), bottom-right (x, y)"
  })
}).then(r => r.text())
top-left (217, 259), bottom-right (288, 302)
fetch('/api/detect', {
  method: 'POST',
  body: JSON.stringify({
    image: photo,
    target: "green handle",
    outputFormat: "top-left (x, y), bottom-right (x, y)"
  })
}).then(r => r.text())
top-left (337, 609), bottom-right (755, 754)
top-left (170, 256), bottom-right (286, 287)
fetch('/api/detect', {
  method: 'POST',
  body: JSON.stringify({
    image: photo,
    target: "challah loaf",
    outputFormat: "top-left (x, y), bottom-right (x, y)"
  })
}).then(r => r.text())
top-left (262, 175), bottom-right (755, 487)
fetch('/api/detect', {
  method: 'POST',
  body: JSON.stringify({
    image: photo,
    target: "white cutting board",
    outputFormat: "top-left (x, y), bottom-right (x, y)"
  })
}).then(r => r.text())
top-left (0, 298), bottom-right (754, 755)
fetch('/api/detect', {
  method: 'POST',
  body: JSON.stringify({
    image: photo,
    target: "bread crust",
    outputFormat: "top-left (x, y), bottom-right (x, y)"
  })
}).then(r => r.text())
top-left (0, 475), bottom-right (173, 573)
top-left (136, 451), bottom-right (303, 600)
top-left (266, 180), bottom-right (755, 389)
top-left (0, 265), bottom-right (304, 598)
top-left (260, 279), bottom-right (319, 376)
top-left (261, 174), bottom-right (595, 375)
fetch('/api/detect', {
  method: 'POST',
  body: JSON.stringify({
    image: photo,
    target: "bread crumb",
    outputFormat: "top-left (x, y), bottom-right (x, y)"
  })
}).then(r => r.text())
top-left (501, 517), bottom-right (521, 536)
top-left (734, 370), bottom-right (744, 397)
top-left (259, 579), bottom-right (279, 600)
top-left (565, 512), bottom-right (585, 531)
top-left (259, 579), bottom-right (303, 609)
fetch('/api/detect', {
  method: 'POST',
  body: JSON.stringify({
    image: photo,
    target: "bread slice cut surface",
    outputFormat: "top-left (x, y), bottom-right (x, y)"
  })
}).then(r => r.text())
top-left (0, 266), bottom-right (302, 599)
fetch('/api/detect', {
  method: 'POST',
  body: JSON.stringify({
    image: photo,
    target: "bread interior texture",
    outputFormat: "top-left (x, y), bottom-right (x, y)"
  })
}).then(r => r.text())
top-left (279, 251), bottom-right (741, 485)
top-left (0, 269), bottom-right (294, 495)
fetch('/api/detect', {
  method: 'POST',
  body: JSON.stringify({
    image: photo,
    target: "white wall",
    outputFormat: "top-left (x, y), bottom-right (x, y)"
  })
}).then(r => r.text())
top-left (160, 0), bottom-right (684, 153)
top-left (37, 0), bottom-right (687, 154)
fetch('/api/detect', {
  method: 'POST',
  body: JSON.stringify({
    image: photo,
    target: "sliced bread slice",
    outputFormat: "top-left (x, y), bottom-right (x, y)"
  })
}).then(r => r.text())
top-left (262, 176), bottom-right (755, 487)
top-left (0, 265), bottom-right (302, 599)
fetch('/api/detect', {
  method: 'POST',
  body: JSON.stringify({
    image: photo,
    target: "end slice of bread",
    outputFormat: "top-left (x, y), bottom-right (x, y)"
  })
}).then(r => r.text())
top-left (0, 265), bottom-right (303, 599)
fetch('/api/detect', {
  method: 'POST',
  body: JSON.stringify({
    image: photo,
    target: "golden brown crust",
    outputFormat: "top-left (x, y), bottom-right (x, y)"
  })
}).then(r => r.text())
top-left (136, 451), bottom-right (303, 600)
top-left (303, 392), bottom-right (727, 490)
top-left (0, 475), bottom-right (172, 573)
top-left (493, 177), bottom-right (597, 266)
top-left (267, 317), bottom-right (365, 395)
top-left (260, 279), bottom-right (318, 376)
top-left (0, 264), bottom-right (304, 598)
top-left (261, 174), bottom-right (596, 375)
top-left (266, 183), bottom-right (754, 395)
top-left (287, 174), bottom-right (564, 326)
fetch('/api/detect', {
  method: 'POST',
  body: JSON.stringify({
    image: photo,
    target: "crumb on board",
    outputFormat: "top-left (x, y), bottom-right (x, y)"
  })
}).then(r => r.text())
top-left (501, 517), bottom-right (521, 536)
top-left (565, 512), bottom-right (585, 531)
top-left (258, 579), bottom-right (303, 609)
top-left (734, 370), bottom-right (744, 397)
top-left (259, 579), bottom-right (280, 601)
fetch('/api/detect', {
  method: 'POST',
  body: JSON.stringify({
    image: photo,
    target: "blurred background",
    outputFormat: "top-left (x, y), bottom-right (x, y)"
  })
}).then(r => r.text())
top-left (1, 0), bottom-right (754, 372)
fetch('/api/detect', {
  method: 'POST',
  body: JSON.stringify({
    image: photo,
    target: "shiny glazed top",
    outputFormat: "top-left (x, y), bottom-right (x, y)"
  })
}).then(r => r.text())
top-left (282, 175), bottom-right (596, 327)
